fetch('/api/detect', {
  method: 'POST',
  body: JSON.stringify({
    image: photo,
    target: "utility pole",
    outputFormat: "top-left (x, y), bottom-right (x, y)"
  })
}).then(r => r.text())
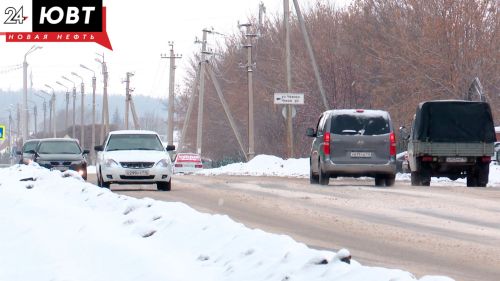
top-left (195, 29), bottom-right (211, 155)
top-left (56, 81), bottom-right (69, 133)
top-left (161, 41), bottom-right (182, 146)
top-left (179, 63), bottom-right (201, 152)
top-left (42, 101), bottom-right (46, 136)
top-left (72, 72), bottom-right (85, 147)
top-left (16, 104), bottom-right (20, 143)
top-left (33, 105), bottom-right (37, 135)
top-left (96, 54), bottom-right (109, 144)
top-left (80, 64), bottom-right (96, 162)
top-left (239, 22), bottom-right (257, 160)
top-left (122, 72), bottom-right (140, 129)
top-left (22, 45), bottom-right (42, 142)
top-left (72, 86), bottom-right (76, 138)
top-left (8, 110), bottom-right (12, 163)
top-left (284, 0), bottom-right (294, 158)
top-left (123, 72), bottom-right (133, 129)
top-left (44, 84), bottom-right (56, 137)
top-left (291, 0), bottom-right (328, 110)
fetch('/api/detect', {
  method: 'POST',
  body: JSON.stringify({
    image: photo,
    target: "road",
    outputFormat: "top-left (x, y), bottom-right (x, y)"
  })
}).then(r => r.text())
top-left (87, 174), bottom-right (500, 281)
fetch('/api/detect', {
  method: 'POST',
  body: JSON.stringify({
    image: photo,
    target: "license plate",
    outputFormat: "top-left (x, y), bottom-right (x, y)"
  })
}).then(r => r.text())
top-left (125, 170), bottom-right (149, 176)
top-left (446, 157), bottom-right (467, 163)
top-left (350, 152), bottom-right (372, 158)
top-left (53, 166), bottom-right (67, 171)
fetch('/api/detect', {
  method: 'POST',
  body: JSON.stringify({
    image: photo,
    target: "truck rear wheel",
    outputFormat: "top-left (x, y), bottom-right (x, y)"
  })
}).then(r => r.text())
top-left (477, 163), bottom-right (489, 187)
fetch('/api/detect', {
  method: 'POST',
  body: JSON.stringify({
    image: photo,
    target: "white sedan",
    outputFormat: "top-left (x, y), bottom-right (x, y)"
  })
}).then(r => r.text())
top-left (95, 130), bottom-right (175, 191)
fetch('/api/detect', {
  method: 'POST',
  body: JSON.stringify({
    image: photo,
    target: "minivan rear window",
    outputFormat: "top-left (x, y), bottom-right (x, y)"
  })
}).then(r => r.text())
top-left (330, 114), bottom-right (390, 136)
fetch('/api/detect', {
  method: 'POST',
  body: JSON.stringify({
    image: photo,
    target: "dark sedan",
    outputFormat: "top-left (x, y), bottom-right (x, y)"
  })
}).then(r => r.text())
top-left (31, 138), bottom-right (90, 180)
top-left (16, 139), bottom-right (40, 164)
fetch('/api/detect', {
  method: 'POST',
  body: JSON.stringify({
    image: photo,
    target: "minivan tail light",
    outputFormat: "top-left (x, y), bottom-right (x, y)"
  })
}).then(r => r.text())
top-left (389, 132), bottom-right (396, 156)
top-left (323, 132), bottom-right (331, 155)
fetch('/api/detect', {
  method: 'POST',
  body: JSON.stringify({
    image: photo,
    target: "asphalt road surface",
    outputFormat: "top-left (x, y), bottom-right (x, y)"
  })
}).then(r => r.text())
top-left (87, 174), bottom-right (500, 281)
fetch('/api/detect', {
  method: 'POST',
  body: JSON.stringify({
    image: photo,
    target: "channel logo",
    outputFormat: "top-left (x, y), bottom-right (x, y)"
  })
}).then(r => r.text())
top-left (0, 0), bottom-right (112, 50)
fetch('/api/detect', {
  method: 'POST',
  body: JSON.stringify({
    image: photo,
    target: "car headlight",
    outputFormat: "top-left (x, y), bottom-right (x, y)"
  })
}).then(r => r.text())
top-left (155, 159), bottom-right (171, 168)
top-left (104, 159), bottom-right (120, 168)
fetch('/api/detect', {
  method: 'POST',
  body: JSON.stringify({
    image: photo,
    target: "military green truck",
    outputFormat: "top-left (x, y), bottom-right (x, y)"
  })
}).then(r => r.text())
top-left (406, 100), bottom-right (496, 187)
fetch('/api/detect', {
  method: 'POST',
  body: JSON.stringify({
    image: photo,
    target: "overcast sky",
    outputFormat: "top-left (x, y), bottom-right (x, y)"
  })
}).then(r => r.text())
top-left (0, 0), bottom-right (350, 101)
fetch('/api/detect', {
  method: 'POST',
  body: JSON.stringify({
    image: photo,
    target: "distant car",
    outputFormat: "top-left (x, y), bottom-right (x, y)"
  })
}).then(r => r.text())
top-left (306, 109), bottom-right (397, 187)
top-left (32, 138), bottom-right (89, 180)
top-left (173, 153), bottom-right (204, 174)
top-left (95, 130), bottom-right (175, 191)
top-left (16, 139), bottom-right (40, 164)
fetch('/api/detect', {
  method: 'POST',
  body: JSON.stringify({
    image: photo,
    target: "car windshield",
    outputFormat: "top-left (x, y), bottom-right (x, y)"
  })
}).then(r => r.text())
top-left (331, 114), bottom-right (390, 136)
top-left (38, 141), bottom-right (82, 154)
top-left (23, 142), bottom-right (38, 153)
top-left (106, 134), bottom-right (165, 151)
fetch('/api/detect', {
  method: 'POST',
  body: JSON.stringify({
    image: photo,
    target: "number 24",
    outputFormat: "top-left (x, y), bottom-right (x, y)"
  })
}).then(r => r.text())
top-left (4, 6), bottom-right (25, 24)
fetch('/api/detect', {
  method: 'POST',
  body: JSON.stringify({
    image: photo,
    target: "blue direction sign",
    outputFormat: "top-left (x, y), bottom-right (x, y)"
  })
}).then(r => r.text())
top-left (0, 125), bottom-right (5, 140)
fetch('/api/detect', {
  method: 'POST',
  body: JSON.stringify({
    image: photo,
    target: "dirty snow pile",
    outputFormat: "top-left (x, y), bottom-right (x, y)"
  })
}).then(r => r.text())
top-left (197, 155), bottom-right (309, 177)
top-left (0, 164), bottom-right (453, 281)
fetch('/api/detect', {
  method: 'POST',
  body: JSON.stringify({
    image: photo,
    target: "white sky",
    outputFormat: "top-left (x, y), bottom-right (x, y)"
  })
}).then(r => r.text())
top-left (0, 0), bottom-right (350, 101)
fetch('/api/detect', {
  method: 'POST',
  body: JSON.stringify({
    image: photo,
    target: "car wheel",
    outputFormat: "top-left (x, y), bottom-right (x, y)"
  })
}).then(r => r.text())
top-left (385, 174), bottom-right (396, 187)
top-left (157, 180), bottom-right (171, 191)
top-left (318, 162), bottom-right (329, 186)
top-left (374, 175), bottom-right (385, 187)
top-left (310, 160), bottom-right (319, 184)
top-left (98, 169), bottom-right (110, 189)
top-left (410, 172), bottom-right (421, 186)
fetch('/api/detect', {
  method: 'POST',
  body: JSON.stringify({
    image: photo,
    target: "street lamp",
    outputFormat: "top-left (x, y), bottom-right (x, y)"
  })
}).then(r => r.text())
top-left (80, 64), bottom-right (97, 164)
top-left (95, 55), bottom-right (109, 144)
top-left (44, 84), bottom-right (57, 137)
top-left (56, 81), bottom-right (69, 134)
top-left (22, 45), bottom-right (42, 142)
top-left (62, 76), bottom-right (77, 138)
top-left (71, 71), bottom-right (85, 148)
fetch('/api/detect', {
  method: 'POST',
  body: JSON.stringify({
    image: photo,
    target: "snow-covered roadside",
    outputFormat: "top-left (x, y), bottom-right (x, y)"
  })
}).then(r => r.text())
top-left (0, 165), bottom-right (453, 281)
top-left (197, 155), bottom-right (500, 187)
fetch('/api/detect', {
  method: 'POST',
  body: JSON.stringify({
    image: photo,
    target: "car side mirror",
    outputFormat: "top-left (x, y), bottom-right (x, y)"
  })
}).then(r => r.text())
top-left (306, 128), bottom-right (317, 137)
top-left (94, 145), bottom-right (104, 152)
top-left (83, 149), bottom-right (90, 154)
top-left (166, 145), bottom-right (176, 151)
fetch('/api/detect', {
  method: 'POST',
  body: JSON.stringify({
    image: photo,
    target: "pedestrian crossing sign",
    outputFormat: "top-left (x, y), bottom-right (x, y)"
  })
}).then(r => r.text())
top-left (0, 125), bottom-right (5, 140)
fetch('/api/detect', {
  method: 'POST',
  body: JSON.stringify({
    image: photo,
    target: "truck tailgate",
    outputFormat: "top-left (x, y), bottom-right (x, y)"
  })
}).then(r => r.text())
top-left (412, 142), bottom-right (494, 156)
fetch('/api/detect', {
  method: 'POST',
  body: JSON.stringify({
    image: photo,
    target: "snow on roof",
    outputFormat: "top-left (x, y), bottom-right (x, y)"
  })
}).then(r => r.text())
top-left (109, 130), bottom-right (159, 135)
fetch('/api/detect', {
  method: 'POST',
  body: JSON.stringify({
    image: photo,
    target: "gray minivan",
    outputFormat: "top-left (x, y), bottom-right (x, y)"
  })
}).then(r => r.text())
top-left (306, 109), bottom-right (397, 186)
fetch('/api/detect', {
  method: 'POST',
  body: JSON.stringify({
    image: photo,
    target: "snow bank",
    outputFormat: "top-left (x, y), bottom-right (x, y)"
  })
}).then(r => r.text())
top-left (0, 164), bottom-right (452, 281)
top-left (197, 155), bottom-right (309, 177)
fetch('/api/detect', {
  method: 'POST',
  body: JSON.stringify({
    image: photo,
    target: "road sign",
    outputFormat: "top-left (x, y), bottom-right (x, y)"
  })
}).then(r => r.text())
top-left (274, 93), bottom-right (304, 105)
top-left (0, 125), bottom-right (5, 141)
top-left (282, 106), bottom-right (297, 119)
